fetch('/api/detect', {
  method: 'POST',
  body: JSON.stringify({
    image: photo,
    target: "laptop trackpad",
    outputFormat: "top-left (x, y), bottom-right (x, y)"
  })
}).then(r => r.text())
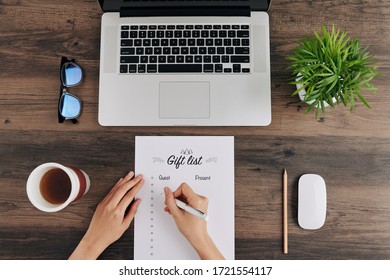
top-left (159, 82), bottom-right (210, 119)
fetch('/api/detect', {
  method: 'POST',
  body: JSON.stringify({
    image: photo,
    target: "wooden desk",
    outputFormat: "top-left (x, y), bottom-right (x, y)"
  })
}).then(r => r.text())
top-left (1, 0), bottom-right (389, 260)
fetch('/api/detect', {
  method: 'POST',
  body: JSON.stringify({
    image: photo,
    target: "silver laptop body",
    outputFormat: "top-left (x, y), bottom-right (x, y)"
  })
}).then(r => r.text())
top-left (98, 0), bottom-right (272, 126)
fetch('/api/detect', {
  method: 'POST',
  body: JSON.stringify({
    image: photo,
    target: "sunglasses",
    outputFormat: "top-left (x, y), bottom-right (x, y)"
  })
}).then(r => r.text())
top-left (58, 57), bottom-right (83, 124)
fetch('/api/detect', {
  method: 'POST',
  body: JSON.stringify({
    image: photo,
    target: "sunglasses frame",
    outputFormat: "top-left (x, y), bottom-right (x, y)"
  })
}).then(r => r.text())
top-left (58, 57), bottom-right (83, 124)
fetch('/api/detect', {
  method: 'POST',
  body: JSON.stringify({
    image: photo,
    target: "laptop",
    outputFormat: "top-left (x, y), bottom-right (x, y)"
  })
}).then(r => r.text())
top-left (97, 0), bottom-right (272, 126)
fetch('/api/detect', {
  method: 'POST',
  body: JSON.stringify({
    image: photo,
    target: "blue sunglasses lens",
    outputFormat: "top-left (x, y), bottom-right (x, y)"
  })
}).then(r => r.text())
top-left (59, 93), bottom-right (81, 118)
top-left (62, 63), bottom-right (82, 86)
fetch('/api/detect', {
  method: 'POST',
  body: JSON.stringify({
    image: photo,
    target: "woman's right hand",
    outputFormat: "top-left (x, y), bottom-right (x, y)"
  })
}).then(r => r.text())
top-left (164, 183), bottom-right (224, 260)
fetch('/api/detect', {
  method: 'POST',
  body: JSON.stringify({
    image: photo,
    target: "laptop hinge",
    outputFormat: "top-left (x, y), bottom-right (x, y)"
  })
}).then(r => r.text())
top-left (120, 6), bottom-right (250, 17)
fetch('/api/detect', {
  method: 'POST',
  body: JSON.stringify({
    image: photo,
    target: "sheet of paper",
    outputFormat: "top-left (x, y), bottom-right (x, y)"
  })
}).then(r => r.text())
top-left (134, 136), bottom-right (234, 260)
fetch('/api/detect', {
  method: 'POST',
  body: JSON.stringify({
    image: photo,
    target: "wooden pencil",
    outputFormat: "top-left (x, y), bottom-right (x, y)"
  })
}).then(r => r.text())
top-left (283, 169), bottom-right (288, 254)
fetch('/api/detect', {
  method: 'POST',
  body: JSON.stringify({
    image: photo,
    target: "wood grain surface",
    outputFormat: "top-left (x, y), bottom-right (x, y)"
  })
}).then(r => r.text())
top-left (1, 0), bottom-right (389, 260)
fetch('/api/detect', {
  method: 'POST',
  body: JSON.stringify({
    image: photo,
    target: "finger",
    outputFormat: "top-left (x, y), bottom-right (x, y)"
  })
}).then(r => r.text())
top-left (173, 182), bottom-right (196, 201)
top-left (112, 174), bottom-right (144, 205)
top-left (123, 198), bottom-right (142, 228)
top-left (104, 171), bottom-right (134, 201)
top-left (118, 178), bottom-right (145, 212)
top-left (164, 187), bottom-right (181, 217)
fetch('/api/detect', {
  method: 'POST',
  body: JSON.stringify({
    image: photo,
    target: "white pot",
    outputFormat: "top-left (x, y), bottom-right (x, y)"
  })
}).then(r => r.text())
top-left (296, 76), bottom-right (336, 107)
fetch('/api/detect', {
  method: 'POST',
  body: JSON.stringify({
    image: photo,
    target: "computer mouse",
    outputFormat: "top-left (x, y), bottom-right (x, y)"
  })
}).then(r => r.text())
top-left (298, 174), bottom-right (327, 230)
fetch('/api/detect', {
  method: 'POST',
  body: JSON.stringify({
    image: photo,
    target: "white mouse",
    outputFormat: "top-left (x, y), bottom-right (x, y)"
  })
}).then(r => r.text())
top-left (298, 174), bottom-right (327, 230)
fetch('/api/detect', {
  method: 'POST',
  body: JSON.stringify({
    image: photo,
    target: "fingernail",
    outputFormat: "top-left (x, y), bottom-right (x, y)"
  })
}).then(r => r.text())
top-left (164, 187), bottom-right (169, 195)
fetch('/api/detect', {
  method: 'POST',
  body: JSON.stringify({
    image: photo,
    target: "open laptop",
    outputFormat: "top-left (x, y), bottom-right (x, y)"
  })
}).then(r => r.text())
top-left (97, 0), bottom-right (272, 126)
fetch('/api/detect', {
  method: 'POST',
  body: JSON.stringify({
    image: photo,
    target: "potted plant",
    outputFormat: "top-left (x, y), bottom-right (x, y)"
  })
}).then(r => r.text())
top-left (287, 24), bottom-right (380, 117)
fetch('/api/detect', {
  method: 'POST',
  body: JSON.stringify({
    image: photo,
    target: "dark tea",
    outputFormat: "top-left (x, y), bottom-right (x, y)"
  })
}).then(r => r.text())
top-left (40, 168), bottom-right (72, 204)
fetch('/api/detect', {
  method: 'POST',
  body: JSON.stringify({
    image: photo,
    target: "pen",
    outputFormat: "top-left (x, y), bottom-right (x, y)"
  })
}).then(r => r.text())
top-left (175, 198), bottom-right (209, 221)
top-left (283, 169), bottom-right (288, 254)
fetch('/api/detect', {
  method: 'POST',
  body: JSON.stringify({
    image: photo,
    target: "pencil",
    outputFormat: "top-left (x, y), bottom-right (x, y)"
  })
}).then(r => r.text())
top-left (283, 169), bottom-right (288, 254)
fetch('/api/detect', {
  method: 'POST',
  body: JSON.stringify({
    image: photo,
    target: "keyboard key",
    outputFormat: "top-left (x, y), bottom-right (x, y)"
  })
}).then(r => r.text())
top-left (154, 47), bottom-right (162, 55)
top-left (134, 39), bottom-right (142, 46)
top-left (186, 25), bottom-right (194, 29)
top-left (203, 64), bottom-right (214, 72)
top-left (195, 56), bottom-right (202, 63)
top-left (219, 30), bottom-right (227, 38)
top-left (130, 31), bottom-right (137, 38)
top-left (213, 25), bottom-right (221, 29)
top-left (168, 56), bottom-right (175, 63)
top-left (176, 56), bottom-right (184, 63)
top-left (210, 30), bottom-right (218, 38)
top-left (172, 47), bottom-right (180, 54)
top-left (121, 48), bottom-right (135, 55)
top-left (215, 64), bottom-right (223, 73)
top-left (237, 31), bottom-right (249, 37)
top-left (207, 47), bottom-right (216, 54)
top-left (136, 48), bottom-right (144, 55)
top-left (231, 56), bottom-right (250, 63)
top-left (224, 68), bottom-right (232, 73)
top-left (204, 55), bottom-right (211, 63)
top-left (147, 64), bottom-right (157, 73)
top-left (204, 25), bottom-right (212, 29)
top-left (129, 64), bottom-right (137, 73)
top-left (138, 64), bottom-right (146, 73)
top-left (233, 64), bottom-right (241, 73)
top-left (232, 25), bottom-right (240, 29)
top-left (242, 68), bottom-right (250, 73)
top-left (215, 39), bottom-right (223, 46)
top-left (143, 39), bottom-right (151, 46)
top-left (185, 56), bottom-right (193, 63)
top-left (222, 55), bottom-right (229, 63)
top-left (121, 31), bottom-right (129, 38)
top-left (235, 47), bottom-right (250, 54)
top-left (130, 26), bottom-right (137, 30)
top-left (174, 30), bottom-right (183, 38)
top-left (120, 56), bottom-right (139, 63)
top-left (190, 47), bottom-right (198, 54)
top-left (241, 25), bottom-right (249, 29)
top-left (121, 25), bottom-right (130, 30)
top-left (145, 47), bottom-right (153, 54)
top-left (158, 25), bottom-right (166, 30)
top-left (201, 31), bottom-right (209, 38)
top-left (212, 55), bottom-right (221, 63)
top-left (157, 31), bottom-right (164, 38)
top-left (181, 47), bottom-right (189, 54)
top-left (188, 39), bottom-right (196, 46)
top-left (228, 30), bottom-right (236, 38)
top-left (121, 39), bottom-right (133, 46)
top-left (184, 30), bottom-right (191, 38)
top-left (197, 39), bottom-right (205, 46)
top-left (179, 39), bottom-right (187, 46)
top-left (141, 56), bottom-right (148, 63)
top-left (192, 30), bottom-right (200, 37)
top-left (140, 25), bottom-right (147, 30)
top-left (149, 25), bottom-right (157, 30)
top-left (150, 56), bottom-right (157, 63)
top-left (163, 47), bottom-right (171, 54)
top-left (120, 64), bottom-right (128, 73)
top-left (159, 56), bottom-right (167, 63)
top-left (159, 64), bottom-right (202, 73)
top-left (148, 31), bottom-right (156, 38)
top-left (223, 25), bottom-right (231, 29)
top-left (242, 39), bottom-right (250, 46)
top-left (139, 31), bottom-right (146, 38)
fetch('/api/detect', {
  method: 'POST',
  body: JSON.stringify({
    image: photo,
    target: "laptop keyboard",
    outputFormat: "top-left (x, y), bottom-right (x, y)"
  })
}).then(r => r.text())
top-left (119, 24), bottom-right (250, 74)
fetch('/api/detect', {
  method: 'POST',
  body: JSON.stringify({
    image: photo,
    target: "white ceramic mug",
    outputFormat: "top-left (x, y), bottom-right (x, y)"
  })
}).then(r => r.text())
top-left (26, 162), bottom-right (90, 212)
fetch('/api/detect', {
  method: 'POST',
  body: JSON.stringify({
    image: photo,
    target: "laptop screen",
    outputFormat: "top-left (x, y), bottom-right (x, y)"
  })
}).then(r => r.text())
top-left (99, 0), bottom-right (271, 13)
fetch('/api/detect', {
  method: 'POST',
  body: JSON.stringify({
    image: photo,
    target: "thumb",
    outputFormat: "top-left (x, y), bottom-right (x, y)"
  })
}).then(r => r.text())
top-left (164, 187), bottom-right (180, 217)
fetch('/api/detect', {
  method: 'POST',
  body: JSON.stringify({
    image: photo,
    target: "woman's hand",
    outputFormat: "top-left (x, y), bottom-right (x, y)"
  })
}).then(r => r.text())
top-left (164, 183), bottom-right (224, 260)
top-left (69, 171), bottom-right (144, 260)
